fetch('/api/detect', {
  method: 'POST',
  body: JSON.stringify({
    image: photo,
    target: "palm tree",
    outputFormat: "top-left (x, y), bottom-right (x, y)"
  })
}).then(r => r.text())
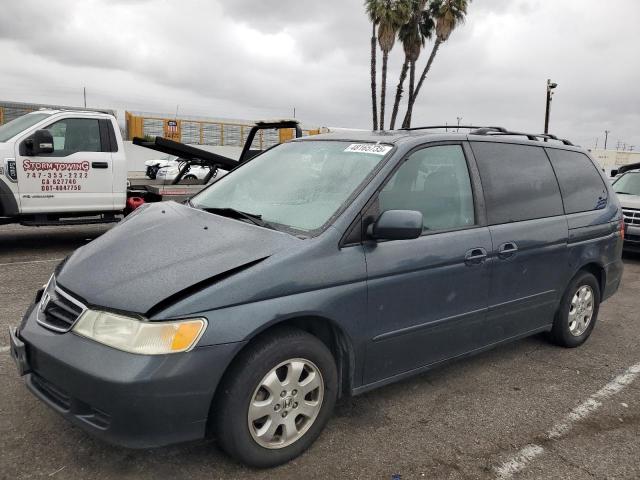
top-left (374, 0), bottom-right (411, 130)
top-left (390, 0), bottom-right (434, 129)
top-left (401, 0), bottom-right (470, 128)
top-left (365, 0), bottom-right (380, 130)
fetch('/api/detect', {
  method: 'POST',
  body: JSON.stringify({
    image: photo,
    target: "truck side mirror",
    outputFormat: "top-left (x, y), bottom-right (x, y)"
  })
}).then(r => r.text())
top-left (22, 129), bottom-right (54, 156)
top-left (368, 210), bottom-right (424, 241)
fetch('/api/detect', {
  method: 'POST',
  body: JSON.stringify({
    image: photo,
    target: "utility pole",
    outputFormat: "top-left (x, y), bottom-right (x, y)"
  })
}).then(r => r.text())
top-left (604, 130), bottom-right (610, 149)
top-left (544, 79), bottom-right (558, 138)
top-left (293, 107), bottom-right (296, 119)
top-left (456, 116), bottom-right (462, 132)
top-left (83, 87), bottom-right (86, 108)
top-left (595, 138), bottom-right (598, 149)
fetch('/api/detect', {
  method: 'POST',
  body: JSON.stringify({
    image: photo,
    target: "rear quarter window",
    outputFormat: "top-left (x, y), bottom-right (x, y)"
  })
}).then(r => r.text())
top-left (471, 142), bottom-right (563, 225)
top-left (545, 149), bottom-right (607, 214)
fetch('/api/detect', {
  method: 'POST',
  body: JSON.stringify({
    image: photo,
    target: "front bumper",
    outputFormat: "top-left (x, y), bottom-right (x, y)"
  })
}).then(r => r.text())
top-left (14, 302), bottom-right (244, 448)
top-left (624, 225), bottom-right (640, 252)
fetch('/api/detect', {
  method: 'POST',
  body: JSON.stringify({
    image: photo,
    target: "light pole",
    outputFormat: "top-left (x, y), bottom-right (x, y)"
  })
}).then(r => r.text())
top-left (544, 79), bottom-right (558, 138)
top-left (604, 130), bottom-right (610, 150)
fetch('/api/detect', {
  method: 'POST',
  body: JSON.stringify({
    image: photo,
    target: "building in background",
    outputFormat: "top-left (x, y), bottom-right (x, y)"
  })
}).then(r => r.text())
top-left (590, 149), bottom-right (640, 177)
top-left (125, 111), bottom-right (321, 147)
top-left (1, 100), bottom-right (325, 172)
top-left (0, 101), bottom-right (322, 149)
top-left (0, 100), bottom-right (116, 124)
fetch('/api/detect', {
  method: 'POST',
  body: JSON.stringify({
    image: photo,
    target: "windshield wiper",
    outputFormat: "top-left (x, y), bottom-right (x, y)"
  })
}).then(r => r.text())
top-left (615, 191), bottom-right (637, 195)
top-left (200, 207), bottom-right (276, 230)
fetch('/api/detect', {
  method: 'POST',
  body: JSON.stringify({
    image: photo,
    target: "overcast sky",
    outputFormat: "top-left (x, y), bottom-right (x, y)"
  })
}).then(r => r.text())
top-left (1, 0), bottom-right (638, 149)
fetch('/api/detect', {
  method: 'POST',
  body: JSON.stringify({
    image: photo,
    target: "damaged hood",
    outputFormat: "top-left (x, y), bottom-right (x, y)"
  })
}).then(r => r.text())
top-left (57, 202), bottom-right (298, 314)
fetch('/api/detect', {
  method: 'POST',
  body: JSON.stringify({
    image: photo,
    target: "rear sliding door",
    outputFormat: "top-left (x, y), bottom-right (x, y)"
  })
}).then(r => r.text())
top-left (470, 141), bottom-right (568, 338)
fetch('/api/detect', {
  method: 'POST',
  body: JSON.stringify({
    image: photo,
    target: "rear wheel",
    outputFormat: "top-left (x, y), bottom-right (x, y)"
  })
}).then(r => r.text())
top-left (550, 271), bottom-right (600, 347)
top-left (215, 328), bottom-right (337, 467)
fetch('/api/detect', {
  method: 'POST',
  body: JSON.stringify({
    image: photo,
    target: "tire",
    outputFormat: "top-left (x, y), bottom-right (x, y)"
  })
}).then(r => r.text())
top-left (214, 327), bottom-right (338, 468)
top-left (184, 174), bottom-right (197, 181)
top-left (549, 271), bottom-right (600, 348)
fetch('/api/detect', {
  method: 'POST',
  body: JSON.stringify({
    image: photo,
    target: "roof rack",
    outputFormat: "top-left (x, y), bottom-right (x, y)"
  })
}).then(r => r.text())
top-left (470, 129), bottom-right (574, 146)
top-left (400, 125), bottom-right (574, 146)
top-left (401, 125), bottom-right (504, 132)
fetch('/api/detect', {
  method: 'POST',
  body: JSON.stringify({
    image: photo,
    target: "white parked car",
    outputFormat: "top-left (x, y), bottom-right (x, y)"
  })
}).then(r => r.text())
top-left (145, 158), bottom-right (211, 182)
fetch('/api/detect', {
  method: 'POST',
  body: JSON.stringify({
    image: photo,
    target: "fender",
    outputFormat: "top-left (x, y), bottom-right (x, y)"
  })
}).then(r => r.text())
top-left (0, 178), bottom-right (19, 216)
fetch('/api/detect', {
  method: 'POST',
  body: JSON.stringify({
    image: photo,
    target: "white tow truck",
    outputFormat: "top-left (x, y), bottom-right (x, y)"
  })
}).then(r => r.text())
top-left (0, 109), bottom-right (299, 226)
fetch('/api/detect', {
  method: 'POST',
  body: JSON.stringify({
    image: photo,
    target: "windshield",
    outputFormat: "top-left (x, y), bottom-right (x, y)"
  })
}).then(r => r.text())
top-left (191, 141), bottom-right (392, 232)
top-left (613, 172), bottom-right (640, 196)
top-left (0, 113), bottom-right (52, 142)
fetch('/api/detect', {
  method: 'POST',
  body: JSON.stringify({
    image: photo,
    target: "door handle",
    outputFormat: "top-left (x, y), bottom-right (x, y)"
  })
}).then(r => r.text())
top-left (91, 161), bottom-right (109, 169)
top-left (497, 241), bottom-right (518, 259)
top-left (464, 247), bottom-right (487, 266)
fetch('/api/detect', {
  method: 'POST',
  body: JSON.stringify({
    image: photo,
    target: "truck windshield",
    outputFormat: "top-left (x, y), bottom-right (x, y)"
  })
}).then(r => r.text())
top-left (0, 113), bottom-right (52, 142)
top-left (191, 140), bottom-right (392, 233)
top-left (613, 172), bottom-right (640, 196)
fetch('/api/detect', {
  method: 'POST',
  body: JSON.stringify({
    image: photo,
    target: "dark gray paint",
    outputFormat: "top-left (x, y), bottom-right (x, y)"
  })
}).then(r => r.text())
top-left (57, 201), bottom-right (299, 314)
top-left (363, 226), bottom-right (493, 383)
top-left (485, 215), bottom-right (569, 337)
top-left (18, 130), bottom-right (625, 449)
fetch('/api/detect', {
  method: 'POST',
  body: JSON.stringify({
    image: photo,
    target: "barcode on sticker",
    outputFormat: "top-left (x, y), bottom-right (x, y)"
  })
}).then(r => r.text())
top-left (344, 144), bottom-right (392, 155)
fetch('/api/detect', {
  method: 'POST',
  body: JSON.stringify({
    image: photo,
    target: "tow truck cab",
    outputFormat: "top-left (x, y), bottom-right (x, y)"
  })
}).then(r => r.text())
top-left (0, 109), bottom-right (127, 224)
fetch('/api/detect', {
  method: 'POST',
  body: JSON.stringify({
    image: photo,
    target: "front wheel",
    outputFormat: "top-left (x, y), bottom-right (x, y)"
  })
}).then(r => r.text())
top-left (549, 271), bottom-right (600, 348)
top-left (214, 328), bottom-right (337, 467)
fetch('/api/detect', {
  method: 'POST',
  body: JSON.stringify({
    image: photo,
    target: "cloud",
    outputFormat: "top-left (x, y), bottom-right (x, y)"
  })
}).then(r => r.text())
top-left (0, 0), bottom-right (638, 148)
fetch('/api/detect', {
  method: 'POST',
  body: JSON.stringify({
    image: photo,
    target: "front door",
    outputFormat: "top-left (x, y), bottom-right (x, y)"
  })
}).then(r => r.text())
top-left (16, 116), bottom-right (114, 214)
top-left (362, 143), bottom-right (492, 385)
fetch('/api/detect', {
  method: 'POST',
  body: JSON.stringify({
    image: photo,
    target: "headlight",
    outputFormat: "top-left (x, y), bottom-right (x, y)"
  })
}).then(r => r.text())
top-left (72, 310), bottom-right (207, 355)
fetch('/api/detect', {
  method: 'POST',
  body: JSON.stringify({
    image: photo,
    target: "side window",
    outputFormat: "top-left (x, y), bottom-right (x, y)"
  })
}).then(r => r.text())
top-left (379, 144), bottom-right (475, 232)
top-left (471, 142), bottom-right (563, 225)
top-left (546, 149), bottom-right (607, 213)
top-left (44, 118), bottom-right (102, 157)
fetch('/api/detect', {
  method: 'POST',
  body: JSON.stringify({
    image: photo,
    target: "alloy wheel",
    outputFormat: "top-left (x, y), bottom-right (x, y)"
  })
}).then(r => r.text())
top-left (247, 358), bottom-right (324, 449)
top-left (568, 285), bottom-right (595, 336)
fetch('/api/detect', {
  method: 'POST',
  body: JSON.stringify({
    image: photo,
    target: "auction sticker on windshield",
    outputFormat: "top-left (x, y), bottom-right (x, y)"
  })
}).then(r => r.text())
top-left (344, 144), bottom-right (392, 155)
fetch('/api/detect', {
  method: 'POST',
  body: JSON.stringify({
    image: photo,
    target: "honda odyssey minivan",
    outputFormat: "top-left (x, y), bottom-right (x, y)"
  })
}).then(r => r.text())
top-left (11, 126), bottom-right (624, 467)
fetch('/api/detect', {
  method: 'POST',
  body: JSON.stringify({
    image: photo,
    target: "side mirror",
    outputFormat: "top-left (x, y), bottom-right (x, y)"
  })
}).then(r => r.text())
top-left (369, 210), bottom-right (423, 241)
top-left (23, 129), bottom-right (54, 156)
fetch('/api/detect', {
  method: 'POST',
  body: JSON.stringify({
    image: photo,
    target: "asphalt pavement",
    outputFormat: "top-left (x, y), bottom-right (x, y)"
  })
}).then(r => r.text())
top-left (1, 223), bottom-right (639, 480)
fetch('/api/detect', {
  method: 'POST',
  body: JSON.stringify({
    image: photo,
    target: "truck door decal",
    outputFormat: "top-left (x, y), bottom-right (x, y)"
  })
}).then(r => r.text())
top-left (23, 159), bottom-right (90, 192)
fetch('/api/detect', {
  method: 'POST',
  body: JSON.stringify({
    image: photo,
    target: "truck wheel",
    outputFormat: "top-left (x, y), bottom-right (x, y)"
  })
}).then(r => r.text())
top-left (549, 271), bottom-right (600, 348)
top-left (214, 327), bottom-right (337, 468)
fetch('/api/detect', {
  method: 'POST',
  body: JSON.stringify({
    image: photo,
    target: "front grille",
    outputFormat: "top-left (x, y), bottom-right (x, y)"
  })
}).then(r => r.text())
top-left (622, 208), bottom-right (640, 225)
top-left (37, 278), bottom-right (86, 333)
top-left (626, 233), bottom-right (640, 243)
